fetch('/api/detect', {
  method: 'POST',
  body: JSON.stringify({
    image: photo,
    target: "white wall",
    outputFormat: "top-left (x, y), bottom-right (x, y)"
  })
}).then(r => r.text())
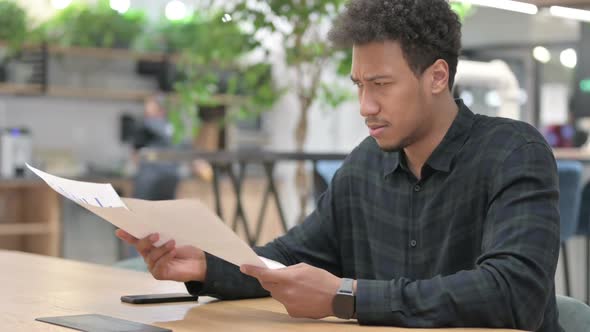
top-left (0, 96), bottom-right (142, 167)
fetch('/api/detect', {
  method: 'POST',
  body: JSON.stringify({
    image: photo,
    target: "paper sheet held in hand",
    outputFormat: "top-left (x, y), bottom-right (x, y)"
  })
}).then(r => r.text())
top-left (27, 164), bottom-right (285, 270)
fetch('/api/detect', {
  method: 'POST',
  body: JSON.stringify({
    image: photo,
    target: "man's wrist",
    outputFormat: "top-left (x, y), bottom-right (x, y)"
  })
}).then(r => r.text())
top-left (193, 268), bottom-right (206, 283)
top-left (332, 278), bottom-right (357, 319)
top-left (189, 254), bottom-right (207, 282)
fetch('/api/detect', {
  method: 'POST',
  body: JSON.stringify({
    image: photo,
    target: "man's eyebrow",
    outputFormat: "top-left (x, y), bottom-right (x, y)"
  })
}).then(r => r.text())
top-left (350, 74), bottom-right (394, 82)
top-left (365, 74), bottom-right (394, 81)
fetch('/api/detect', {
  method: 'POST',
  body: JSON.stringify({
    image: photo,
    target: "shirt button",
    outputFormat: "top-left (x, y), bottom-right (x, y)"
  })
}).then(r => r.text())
top-left (414, 184), bottom-right (422, 192)
top-left (410, 240), bottom-right (417, 247)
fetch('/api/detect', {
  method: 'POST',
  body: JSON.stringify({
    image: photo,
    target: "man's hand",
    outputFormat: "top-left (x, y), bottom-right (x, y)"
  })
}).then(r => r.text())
top-left (115, 229), bottom-right (207, 283)
top-left (240, 263), bottom-right (341, 319)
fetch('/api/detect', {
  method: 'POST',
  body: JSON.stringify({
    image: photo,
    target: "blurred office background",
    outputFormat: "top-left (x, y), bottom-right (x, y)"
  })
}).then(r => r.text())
top-left (1, 0), bottom-right (590, 304)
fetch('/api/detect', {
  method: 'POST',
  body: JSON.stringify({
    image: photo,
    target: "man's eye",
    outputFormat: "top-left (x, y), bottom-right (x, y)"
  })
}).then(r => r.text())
top-left (375, 82), bottom-right (390, 86)
top-left (354, 82), bottom-right (364, 88)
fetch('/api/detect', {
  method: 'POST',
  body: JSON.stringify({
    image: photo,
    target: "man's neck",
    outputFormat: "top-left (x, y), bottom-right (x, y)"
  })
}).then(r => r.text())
top-left (404, 97), bottom-right (459, 180)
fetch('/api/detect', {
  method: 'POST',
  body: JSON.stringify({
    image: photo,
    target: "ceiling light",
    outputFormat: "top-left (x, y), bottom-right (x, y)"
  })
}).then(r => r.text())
top-left (449, 0), bottom-right (537, 15)
top-left (550, 6), bottom-right (590, 22)
top-left (533, 46), bottom-right (551, 63)
top-left (560, 48), bottom-right (577, 69)
top-left (51, 0), bottom-right (72, 10)
top-left (165, 0), bottom-right (187, 21)
top-left (110, 0), bottom-right (130, 14)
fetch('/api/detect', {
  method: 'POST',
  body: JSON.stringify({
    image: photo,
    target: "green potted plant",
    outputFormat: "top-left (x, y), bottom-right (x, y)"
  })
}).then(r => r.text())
top-left (149, 11), bottom-right (280, 146)
top-left (0, 0), bottom-right (28, 82)
top-left (40, 0), bottom-right (146, 49)
top-left (134, 13), bottom-right (210, 91)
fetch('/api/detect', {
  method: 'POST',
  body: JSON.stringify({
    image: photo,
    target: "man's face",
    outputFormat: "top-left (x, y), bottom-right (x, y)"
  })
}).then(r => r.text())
top-left (144, 98), bottom-right (164, 119)
top-left (351, 41), bottom-right (433, 151)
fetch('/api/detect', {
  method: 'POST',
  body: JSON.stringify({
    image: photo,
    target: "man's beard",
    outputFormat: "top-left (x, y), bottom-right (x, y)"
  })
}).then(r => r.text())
top-left (376, 136), bottom-right (413, 153)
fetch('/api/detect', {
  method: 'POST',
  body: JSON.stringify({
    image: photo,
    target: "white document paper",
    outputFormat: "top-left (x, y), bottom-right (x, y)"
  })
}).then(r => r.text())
top-left (26, 164), bottom-right (127, 209)
top-left (27, 164), bottom-right (285, 270)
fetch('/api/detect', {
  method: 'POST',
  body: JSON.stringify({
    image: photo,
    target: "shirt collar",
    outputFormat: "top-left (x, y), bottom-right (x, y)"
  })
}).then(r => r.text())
top-left (426, 99), bottom-right (475, 173)
top-left (382, 99), bottom-right (475, 177)
top-left (382, 150), bottom-right (400, 177)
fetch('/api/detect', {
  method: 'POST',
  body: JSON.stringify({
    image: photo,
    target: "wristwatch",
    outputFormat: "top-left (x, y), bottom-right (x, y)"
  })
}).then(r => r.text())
top-left (332, 278), bottom-right (356, 319)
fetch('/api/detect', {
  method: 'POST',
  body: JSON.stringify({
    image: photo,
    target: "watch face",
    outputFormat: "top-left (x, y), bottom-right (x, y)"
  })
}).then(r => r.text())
top-left (333, 293), bottom-right (355, 319)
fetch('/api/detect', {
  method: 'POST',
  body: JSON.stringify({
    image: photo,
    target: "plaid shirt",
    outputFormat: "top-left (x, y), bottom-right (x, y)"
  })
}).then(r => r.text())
top-left (187, 100), bottom-right (561, 331)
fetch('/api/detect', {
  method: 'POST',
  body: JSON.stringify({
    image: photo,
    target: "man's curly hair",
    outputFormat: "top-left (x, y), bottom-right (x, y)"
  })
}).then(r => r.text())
top-left (328, 0), bottom-right (462, 89)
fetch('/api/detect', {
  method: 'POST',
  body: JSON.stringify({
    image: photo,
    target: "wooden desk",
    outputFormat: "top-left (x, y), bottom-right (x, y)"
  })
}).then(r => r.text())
top-left (1, 250), bottom-right (522, 332)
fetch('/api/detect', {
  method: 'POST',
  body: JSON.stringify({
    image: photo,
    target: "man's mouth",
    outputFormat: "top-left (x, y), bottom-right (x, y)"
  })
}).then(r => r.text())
top-left (367, 124), bottom-right (388, 137)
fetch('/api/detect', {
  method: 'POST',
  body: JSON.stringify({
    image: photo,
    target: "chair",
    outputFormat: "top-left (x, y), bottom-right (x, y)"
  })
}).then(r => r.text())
top-left (575, 181), bottom-right (590, 304)
top-left (557, 295), bottom-right (590, 331)
top-left (133, 162), bottom-right (179, 201)
top-left (313, 160), bottom-right (343, 201)
top-left (557, 160), bottom-right (584, 297)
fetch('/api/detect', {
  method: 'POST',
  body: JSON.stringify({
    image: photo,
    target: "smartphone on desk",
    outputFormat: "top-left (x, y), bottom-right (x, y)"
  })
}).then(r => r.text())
top-left (121, 293), bottom-right (199, 304)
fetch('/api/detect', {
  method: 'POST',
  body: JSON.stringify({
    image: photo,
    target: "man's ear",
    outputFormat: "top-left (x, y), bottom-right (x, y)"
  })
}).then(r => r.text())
top-left (428, 59), bottom-right (450, 94)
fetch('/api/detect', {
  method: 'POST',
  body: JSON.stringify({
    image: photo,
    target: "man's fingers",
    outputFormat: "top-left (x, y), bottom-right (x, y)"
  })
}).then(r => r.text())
top-left (115, 229), bottom-right (138, 245)
top-left (152, 249), bottom-right (176, 280)
top-left (241, 265), bottom-right (280, 291)
top-left (136, 233), bottom-right (159, 256)
top-left (241, 265), bottom-right (292, 284)
top-left (146, 240), bottom-right (176, 268)
top-left (240, 265), bottom-right (266, 278)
